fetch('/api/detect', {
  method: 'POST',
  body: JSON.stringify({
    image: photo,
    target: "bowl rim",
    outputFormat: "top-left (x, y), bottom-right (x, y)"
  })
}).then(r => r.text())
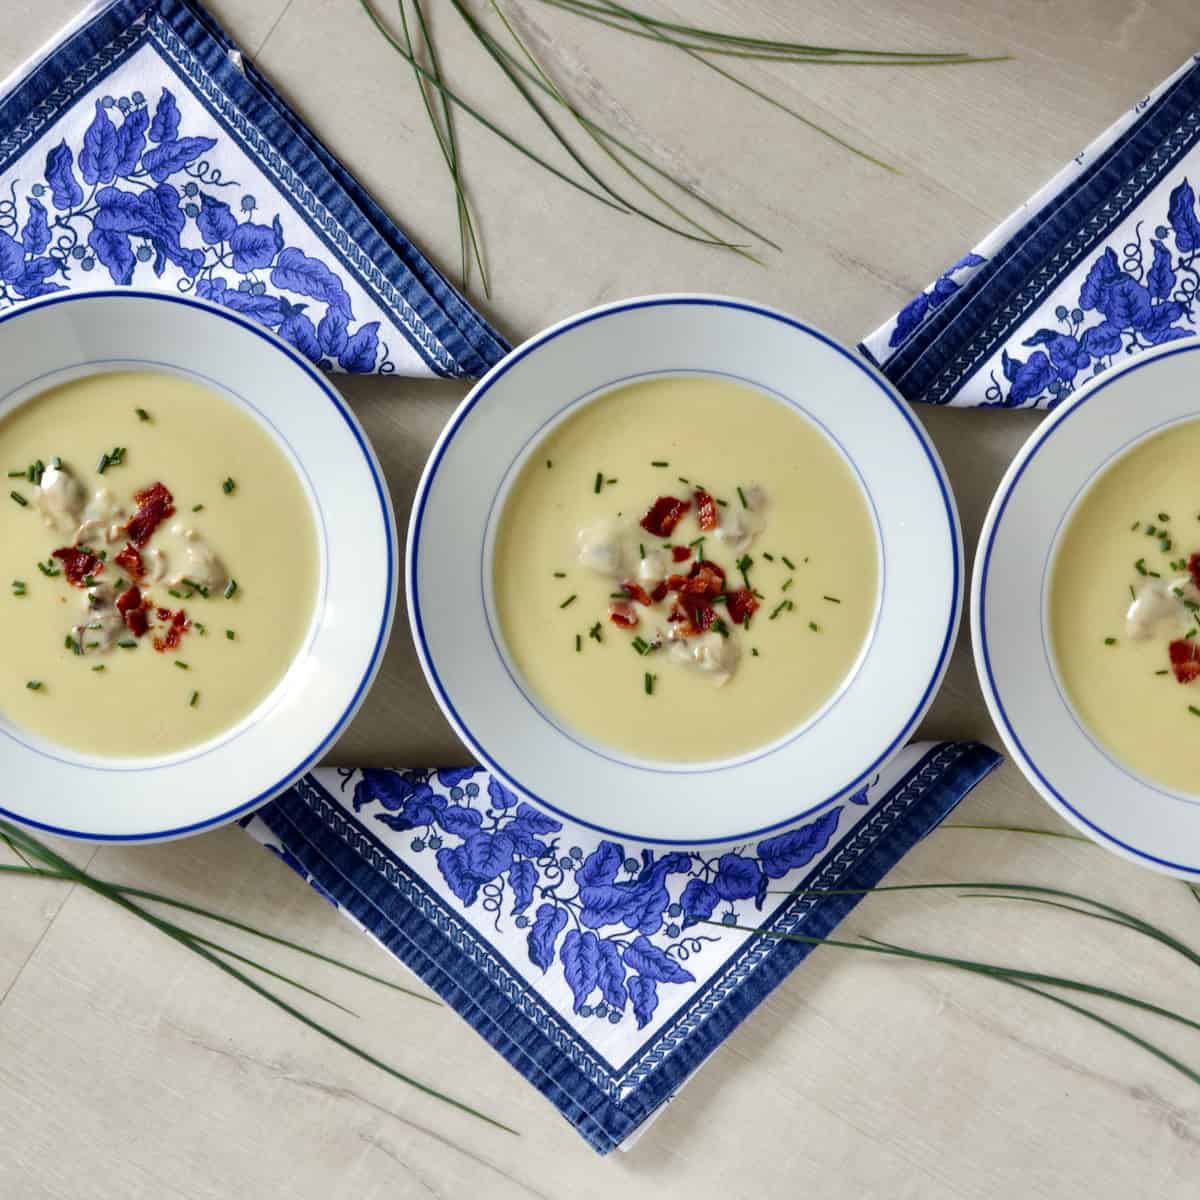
top-left (407, 292), bottom-right (963, 844)
top-left (0, 288), bottom-right (397, 842)
top-left (971, 339), bottom-right (1200, 878)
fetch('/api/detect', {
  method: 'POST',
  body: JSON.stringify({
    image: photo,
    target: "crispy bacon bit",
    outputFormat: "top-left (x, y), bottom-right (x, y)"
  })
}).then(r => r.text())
top-left (608, 601), bottom-right (639, 629)
top-left (152, 607), bottom-right (190, 653)
top-left (670, 594), bottom-right (715, 636)
top-left (116, 584), bottom-right (150, 637)
top-left (1189, 553), bottom-right (1200, 592)
top-left (639, 495), bottom-right (689, 538)
top-left (114, 543), bottom-right (144, 580)
top-left (668, 559), bottom-right (726, 599)
top-left (694, 489), bottom-right (719, 532)
top-left (650, 581), bottom-right (669, 604)
top-left (52, 546), bottom-right (104, 587)
top-left (1169, 639), bottom-right (1200, 683)
top-left (670, 545), bottom-right (691, 563)
top-left (621, 580), bottom-right (654, 606)
top-left (124, 481), bottom-right (175, 547)
top-left (726, 588), bottom-right (760, 624)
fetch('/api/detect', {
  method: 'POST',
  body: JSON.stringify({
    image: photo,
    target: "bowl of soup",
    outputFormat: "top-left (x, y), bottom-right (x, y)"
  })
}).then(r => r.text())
top-left (974, 340), bottom-right (1200, 878)
top-left (0, 290), bottom-right (395, 841)
top-left (408, 295), bottom-right (961, 844)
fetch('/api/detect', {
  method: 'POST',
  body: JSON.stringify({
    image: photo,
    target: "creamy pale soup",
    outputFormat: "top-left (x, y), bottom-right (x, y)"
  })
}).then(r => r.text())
top-left (493, 375), bottom-right (879, 761)
top-left (0, 370), bottom-right (318, 757)
top-left (1050, 419), bottom-right (1200, 793)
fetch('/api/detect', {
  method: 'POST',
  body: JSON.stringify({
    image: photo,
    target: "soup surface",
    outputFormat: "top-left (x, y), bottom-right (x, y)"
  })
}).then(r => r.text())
top-left (0, 370), bottom-right (318, 757)
top-left (1051, 418), bottom-right (1200, 793)
top-left (493, 375), bottom-right (879, 761)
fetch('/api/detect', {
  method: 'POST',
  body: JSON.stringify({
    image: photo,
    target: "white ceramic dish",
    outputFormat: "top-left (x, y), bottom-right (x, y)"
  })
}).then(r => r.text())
top-left (0, 290), bottom-right (396, 842)
top-left (973, 340), bottom-right (1200, 879)
top-left (408, 295), bottom-right (962, 844)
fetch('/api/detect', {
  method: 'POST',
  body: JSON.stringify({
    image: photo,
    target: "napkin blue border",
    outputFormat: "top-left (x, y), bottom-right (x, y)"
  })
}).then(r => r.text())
top-left (860, 56), bottom-right (1200, 404)
top-left (0, 0), bottom-right (510, 378)
top-left (251, 741), bottom-right (1001, 1153)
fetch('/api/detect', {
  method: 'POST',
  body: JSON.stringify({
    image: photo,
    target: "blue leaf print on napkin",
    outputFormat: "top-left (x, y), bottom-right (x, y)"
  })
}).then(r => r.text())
top-left (627, 974), bottom-right (659, 1029)
top-left (508, 859), bottom-right (537, 915)
top-left (889, 252), bottom-right (986, 349)
top-left (44, 142), bottom-right (83, 210)
top-left (21, 201), bottom-right (50, 257)
top-left (528, 903), bottom-right (568, 971)
top-left (622, 935), bottom-right (695, 985)
top-left (436, 845), bottom-right (481, 907)
top-left (756, 806), bottom-right (842, 878)
top-left (1, 87), bottom-right (391, 371)
top-left (561, 930), bottom-right (602, 1014)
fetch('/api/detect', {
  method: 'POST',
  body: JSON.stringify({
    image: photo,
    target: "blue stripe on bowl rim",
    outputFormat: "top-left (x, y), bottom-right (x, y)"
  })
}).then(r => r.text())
top-left (0, 289), bottom-right (397, 843)
top-left (408, 294), bottom-right (962, 845)
top-left (975, 339), bottom-right (1200, 876)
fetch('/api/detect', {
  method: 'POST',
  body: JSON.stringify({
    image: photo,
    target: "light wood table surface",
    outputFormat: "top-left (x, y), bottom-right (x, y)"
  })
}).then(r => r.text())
top-left (3, 3), bottom-right (1200, 1197)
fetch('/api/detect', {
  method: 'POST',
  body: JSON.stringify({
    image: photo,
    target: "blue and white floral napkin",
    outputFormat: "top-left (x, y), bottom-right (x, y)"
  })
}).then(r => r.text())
top-left (0, 0), bottom-right (508, 377)
top-left (244, 742), bottom-right (1000, 1152)
top-left (861, 53), bottom-right (1200, 409)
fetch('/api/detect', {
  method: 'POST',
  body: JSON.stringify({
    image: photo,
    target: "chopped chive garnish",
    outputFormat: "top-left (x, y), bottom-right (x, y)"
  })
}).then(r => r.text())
top-left (1131, 520), bottom-right (1141, 531)
top-left (1173, 586), bottom-right (1185, 597)
top-left (651, 461), bottom-right (669, 467)
top-left (606, 477), bottom-right (617, 485)
top-left (192, 503), bottom-right (204, 512)
top-left (1155, 669), bottom-right (1169, 676)
top-left (1149, 570), bottom-right (1161, 578)
top-left (546, 459), bottom-right (552, 469)
top-left (553, 571), bottom-right (567, 578)
top-left (9, 490), bottom-right (27, 506)
top-left (1104, 637), bottom-right (1117, 645)
top-left (644, 672), bottom-right (655, 696)
top-left (809, 621), bottom-right (820, 632)
top-left (632, 636), bottom-right (650, 655)
top-left (610, 592), bottom-right (629, 599)
top-left (589, 622), bottom-right (603, 642)
top-left (716, 498), bottom-right (728, 508)
top-left (559, 594), bottom-right (577, 609)
top-left (737, 486), bottom-right (748, 508)
top-left (222, 477), bottom-right (236, 494)
top-left (224, 579), bottom-right (238, 599)
top-left (91, 665), bottom-right (105, 673)
top-left (781, 556), bottom-right (796, 570)
top-left (677, 476), bottom-right (690, 486)
top-left (712, 618), bottom-right (730, 638)
top-left (6, 469), bottom-right (23, 478)
top-left (769, 600), bottom-right (788, 620)
top-left (189, 690), bottom-right (199, 707)
top-left (25, 680), bottom-right (41, 691)
top-left (174, 660), bottom-right (189, 670)
top-left (49, 456), bottom-right (61, 469)
top-left (823, 595), bottom-right (841, 604)
top-left (118, 640), bottom-right (137, 649)
top-left (195, 622), bottom-right (207, 635)
top-left (225, 629), bottom-right (236, 640)
top-left (639, 543), bottom-right (645, 559)
top-left (1190, 705), bottom-right (1200, 718)
top-left (86, 642), bottom-right (98, 649)
top-left (37, 560), bottom-right (59, 577)
top-left (1159, 512), bottom-right (1170, 522)
top-left (781, 578), bottom-right (793, 592)
top-left (1129, 585), bottom-right (1136, 600)
top-left (1187, 601), bottom-right (1200, 612)
top-left (167, 588), bottom-right (182, 598)
top-left (593, 472), bottom-right (603, 494)
top-left (751, 647), bottom-right (759, 656)
top-left (762, 552), bottom-right (775, 562)
top-left (575, 634), bottom-right (582, 652)
top-left (1187, 629), bottom-right (1198, 640)
top-left (1145, 525), bottom-right (1157, 536)
top-left (688, 536), bottom-right (705, 546)
top-left (136, 407), bottom-right (151, 421)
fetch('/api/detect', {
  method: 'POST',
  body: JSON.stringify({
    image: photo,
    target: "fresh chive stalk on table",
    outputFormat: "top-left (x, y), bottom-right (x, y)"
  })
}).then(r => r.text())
top-left (358, 0), bottom-right (1006, 291)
